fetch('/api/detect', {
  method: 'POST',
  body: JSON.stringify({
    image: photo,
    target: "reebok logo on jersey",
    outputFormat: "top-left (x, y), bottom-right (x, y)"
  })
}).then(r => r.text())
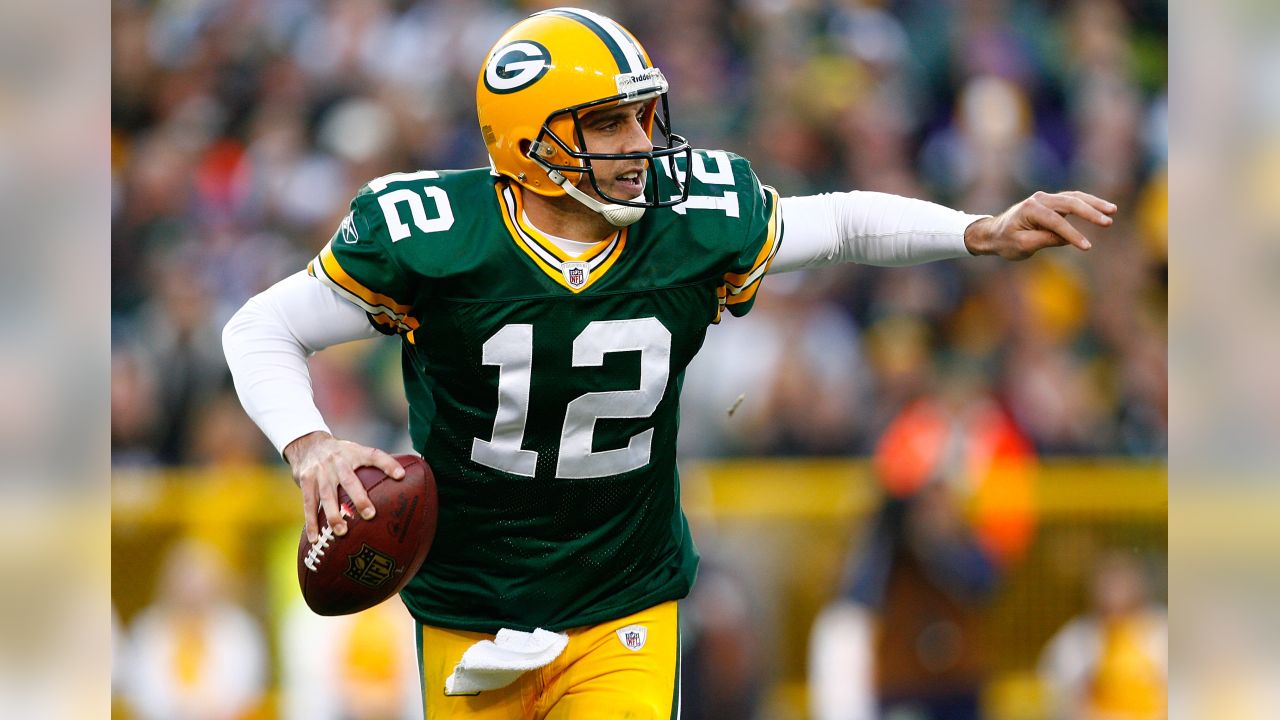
top-left (616, 624), bottom-right (647, 651)
top-left (338, 211), bottom-right (360, 243)
top-left (484, 41), bottom-right (551, 94)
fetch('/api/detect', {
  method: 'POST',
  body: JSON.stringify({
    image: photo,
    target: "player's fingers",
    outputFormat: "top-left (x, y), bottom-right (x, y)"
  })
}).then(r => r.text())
top-left (1018, 230), bottom-right (1070, 257)
top-left (366, 447), bottom-right (406, 481)
top-left (318, 475), bottom-right (348, 536)
top-left (1037, 192), bottom-right (1114, 228)
top-left (1063, 190), bottom-right (1118, 216)
top-left (301, 479), bottom-right (320, 544)
top-left (341, 467), bottom-right (377, 521)
top-left (1027, 202), bottom-right (1092, 251)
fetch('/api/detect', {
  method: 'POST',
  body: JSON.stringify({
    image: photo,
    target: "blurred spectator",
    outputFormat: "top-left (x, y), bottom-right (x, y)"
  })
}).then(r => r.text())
top-left (188, 388), bottom-right (276, 467)
top-left (809, 596), bottom-right (877, 720)
top-left (1061, 0), bottom-right (1149, 202)
top-left (1039, 551), bottom-right (1168, 720)
top-left (279, 597), bottom-right (423, 720)
top-left (678, 559), bottom-right (764, 720)
top-left (918, 74), bottom-right (1064, 214)
top-left (112, 346), bottom-right (162, 466)
top-left (679, 270), bottom-right (866, 458)
top-left (810, 369), bottom-right (1036, 720)
top-left (122, 245), bottom-right (234, 465)
top-left (120, 538), bottom-right (268, 720)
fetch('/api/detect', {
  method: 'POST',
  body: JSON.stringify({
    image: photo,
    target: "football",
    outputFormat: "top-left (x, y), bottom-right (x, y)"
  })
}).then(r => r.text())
top-left (297, 454), bottom-right (438, 616)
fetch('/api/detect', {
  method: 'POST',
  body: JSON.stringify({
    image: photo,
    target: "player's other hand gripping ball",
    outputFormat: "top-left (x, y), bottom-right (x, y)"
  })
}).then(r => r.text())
top-left (297, 454), bottom-right (438, 615)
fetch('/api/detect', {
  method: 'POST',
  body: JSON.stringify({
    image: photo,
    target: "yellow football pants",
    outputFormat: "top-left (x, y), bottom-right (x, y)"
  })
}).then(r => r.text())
top-left (416, 600), bottom-right (680, 720)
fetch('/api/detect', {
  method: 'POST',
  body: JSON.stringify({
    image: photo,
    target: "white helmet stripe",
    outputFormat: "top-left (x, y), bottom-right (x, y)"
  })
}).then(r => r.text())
top-left (566, 8), bottom-right (647, 72)
top-left (537, 7), bottom-right (647, 73)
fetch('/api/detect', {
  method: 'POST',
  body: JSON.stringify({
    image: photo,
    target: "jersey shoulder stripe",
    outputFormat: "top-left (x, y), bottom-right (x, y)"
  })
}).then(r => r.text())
top-left (308, 243), bottom-right (422, 333)
top-left (723, 185), bottom-right (783, 303)
top-left (712, 182), bottom-right (783, 322)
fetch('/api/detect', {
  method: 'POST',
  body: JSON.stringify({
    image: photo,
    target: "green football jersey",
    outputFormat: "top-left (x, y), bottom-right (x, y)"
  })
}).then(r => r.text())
top-left (308, 150), bottom-right (782, 633)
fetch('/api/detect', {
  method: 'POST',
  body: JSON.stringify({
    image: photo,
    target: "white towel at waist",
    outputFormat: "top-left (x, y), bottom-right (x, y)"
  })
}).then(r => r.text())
top-left (444, 628), bottom-right (570, 696)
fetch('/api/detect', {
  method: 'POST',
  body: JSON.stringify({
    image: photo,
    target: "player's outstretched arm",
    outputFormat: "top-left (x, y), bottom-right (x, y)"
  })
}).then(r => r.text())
top-left (962, 190), bottom-right (1117, 260)
top-left (770, 189), bottom-right (1117, 273)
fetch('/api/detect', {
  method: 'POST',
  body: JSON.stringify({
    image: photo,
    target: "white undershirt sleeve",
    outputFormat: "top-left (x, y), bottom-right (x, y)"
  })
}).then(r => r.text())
top-left (222, 270), bottom-right (381, 457)
top-left (770, 192), bottom-right (989, 273)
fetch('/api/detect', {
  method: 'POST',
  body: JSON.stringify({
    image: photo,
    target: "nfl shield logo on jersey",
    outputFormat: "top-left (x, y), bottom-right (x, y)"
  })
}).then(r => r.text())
top-left (616, 624), bottom-right (647, 652)
top-left (562, 261), bottom-right (589, 289)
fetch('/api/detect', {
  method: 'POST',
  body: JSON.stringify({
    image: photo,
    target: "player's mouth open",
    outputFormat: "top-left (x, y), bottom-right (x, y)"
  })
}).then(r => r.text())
top-left (615, 170), bottom-right (645, 194)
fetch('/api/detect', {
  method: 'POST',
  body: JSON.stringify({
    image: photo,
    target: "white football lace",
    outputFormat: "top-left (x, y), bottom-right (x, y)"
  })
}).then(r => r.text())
top-left (303, 524), bottom-right (335, 572)
top-left (303, 507), bottom-right (352, 572)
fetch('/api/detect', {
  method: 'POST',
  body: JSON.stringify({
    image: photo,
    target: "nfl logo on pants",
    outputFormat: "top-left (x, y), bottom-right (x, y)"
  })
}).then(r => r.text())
top-left (616, 624), bottom-right (647, 651)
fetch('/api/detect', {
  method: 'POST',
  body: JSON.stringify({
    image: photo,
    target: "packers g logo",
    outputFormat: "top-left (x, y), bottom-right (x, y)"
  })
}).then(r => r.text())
top-left (484, 41), bottom-right (551, 94)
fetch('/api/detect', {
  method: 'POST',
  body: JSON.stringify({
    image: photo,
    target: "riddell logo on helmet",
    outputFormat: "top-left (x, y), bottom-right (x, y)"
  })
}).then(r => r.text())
top-left (484, 41), bottom-right (552, 94)
top-left (615, 68), bottom-right (667, 98)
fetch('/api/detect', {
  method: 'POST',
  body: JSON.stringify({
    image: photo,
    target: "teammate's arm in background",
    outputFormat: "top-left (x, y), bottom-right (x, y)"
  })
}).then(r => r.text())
top-left (772, 190), bottom-right (1116, 272)
top-left (222, 271), bottom-right (405, 544)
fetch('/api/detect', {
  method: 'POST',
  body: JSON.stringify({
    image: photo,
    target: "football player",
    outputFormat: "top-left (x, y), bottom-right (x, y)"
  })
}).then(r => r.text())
top-left (224, 7), bottom-right (1116, 719)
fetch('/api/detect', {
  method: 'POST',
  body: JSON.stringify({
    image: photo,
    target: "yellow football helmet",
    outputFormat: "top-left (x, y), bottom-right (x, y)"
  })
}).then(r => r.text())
top-left (476, 7), bottom-right (691, 224)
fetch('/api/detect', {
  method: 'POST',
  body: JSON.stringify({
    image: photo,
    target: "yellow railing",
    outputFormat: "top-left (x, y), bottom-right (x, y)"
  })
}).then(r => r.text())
top-left (110, 457), bottom-right (1166, 530)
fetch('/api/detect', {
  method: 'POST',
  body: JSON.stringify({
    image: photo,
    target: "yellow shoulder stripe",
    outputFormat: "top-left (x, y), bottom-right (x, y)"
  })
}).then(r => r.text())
top-left (313, 244), bottom-right (413, 315)
top-left (723, 186), bottom-right (782, 306)
top-left (308, 243), bottom-right (420, 332)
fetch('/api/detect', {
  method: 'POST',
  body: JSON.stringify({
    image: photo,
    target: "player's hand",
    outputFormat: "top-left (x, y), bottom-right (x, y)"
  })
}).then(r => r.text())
top-left (964, 190), bottom-right (1117, 261)
top-left (283, 431), bottom-right (405, 544)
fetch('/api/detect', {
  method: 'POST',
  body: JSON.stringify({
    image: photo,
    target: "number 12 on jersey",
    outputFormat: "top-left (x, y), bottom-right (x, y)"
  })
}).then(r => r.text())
top-left (470, 318), bottom-right (672, 480)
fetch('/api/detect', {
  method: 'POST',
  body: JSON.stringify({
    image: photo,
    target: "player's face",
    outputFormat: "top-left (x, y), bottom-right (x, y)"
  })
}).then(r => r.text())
top-left (577, 99), bottom-right (654, 202)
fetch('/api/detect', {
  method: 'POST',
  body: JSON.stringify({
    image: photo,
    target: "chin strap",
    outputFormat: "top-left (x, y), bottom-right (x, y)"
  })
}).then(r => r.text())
top-left (546, 169), bottom-right (646, 227)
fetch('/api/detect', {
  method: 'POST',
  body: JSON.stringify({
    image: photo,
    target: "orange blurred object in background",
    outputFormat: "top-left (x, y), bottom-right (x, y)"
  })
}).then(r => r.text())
top-left (873, 396), bottom-right (1037, 565)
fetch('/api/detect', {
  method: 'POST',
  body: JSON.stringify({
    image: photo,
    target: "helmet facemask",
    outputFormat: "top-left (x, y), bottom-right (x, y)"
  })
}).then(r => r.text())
top-left (527, 86), bottom-right (692, 211)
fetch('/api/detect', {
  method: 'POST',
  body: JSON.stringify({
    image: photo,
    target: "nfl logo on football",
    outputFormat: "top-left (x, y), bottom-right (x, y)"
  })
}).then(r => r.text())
top-left (616, 624), bottom-right (647, 651)
top-left (563, 262), bottom-right (588, 289)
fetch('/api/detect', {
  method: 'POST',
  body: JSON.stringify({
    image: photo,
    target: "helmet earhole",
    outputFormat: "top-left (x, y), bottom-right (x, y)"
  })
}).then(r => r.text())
top-left (527, 140), bottom-right (557, 159)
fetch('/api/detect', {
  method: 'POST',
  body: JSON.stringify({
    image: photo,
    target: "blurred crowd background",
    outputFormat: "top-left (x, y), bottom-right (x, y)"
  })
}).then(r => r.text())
top-left (110, 0), bottom-right (1168, 718)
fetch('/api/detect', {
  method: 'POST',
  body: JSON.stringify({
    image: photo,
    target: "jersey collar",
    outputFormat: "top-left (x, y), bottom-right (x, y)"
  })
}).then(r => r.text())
top-left (494, 181), bottom-right (627, 293)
